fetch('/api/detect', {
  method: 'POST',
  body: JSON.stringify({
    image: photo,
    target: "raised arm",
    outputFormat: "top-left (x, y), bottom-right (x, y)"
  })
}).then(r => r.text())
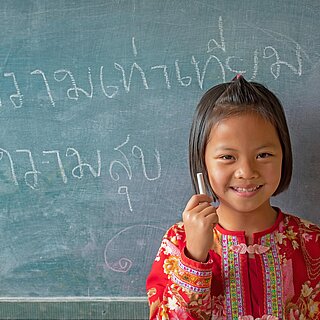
top-left (146, 222), bottom-right (214, 319)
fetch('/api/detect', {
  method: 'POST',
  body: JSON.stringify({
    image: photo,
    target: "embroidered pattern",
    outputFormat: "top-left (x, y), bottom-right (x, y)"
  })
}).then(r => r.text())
top-left (178, 260), bottom-right (212, 277)
top-left (171, 274), bottom-right (210, 293)
top-left (172, 259), bottom-right (212, 293)
top-left (239, 315), bottom-right (278, 320)
top-left (261, 233), bottom-right (283, 318)
top-left (230, 243), bottom-right (270, 254)
top-left (222, 233), bottom-right (284, 319)
top-left (147, 215), bottom-right (320, 319)
top-left (222, 234), bottom-right (244, 319)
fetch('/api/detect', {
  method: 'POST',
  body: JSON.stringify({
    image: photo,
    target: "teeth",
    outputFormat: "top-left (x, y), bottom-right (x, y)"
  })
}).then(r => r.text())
top-left (234, 186), bottom-right (260, 192)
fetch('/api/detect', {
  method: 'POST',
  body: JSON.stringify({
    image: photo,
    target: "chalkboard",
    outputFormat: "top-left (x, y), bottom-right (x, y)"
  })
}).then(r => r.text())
top-left (0, 0), bottom-right (319, 318)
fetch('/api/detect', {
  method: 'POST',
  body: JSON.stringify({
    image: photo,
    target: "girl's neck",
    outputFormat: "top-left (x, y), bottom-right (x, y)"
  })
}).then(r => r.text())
top-left (216, 202), bottom-right (278, 244)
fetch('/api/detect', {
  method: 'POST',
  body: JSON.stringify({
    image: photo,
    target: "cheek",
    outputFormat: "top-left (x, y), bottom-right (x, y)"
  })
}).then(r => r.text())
top-left (265, 161), bottom-right (282, 180)
top-left (207, 166), bottom-right (229, 188)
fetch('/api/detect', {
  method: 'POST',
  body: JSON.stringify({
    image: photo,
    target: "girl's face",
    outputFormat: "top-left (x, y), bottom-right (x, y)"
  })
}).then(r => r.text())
top-left (205, 113), bottom-right (283, 216)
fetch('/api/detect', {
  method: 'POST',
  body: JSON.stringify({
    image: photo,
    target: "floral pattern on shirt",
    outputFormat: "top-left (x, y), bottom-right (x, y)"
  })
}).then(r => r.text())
top-left (146, 212), bottom-right (320, 320)
top-left (285, 281), bottom-right (320, 319)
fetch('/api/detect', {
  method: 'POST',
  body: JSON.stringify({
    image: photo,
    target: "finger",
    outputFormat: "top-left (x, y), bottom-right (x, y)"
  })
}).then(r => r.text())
top-left (184, 205), bottom-right (216, 225)
top-left (196, 201), bottom-right (213, 211)
top-left (185, 194), bottom-right (213, 211)
top-left (199, 205), bottom-right (217, 217)
top-left (195, 204), bottom-right (217, 218)
top-left (204, 211), bottom-right (219, 225)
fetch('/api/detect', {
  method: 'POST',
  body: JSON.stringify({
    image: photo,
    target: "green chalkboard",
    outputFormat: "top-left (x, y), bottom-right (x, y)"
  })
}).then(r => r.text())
top-left (0, 0), bottom-right (319, 318)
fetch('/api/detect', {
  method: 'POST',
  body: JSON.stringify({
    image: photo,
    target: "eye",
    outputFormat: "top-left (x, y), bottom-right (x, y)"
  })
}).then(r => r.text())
top-left (257, 152), bottom-right (272, 159)
top-left (220, 155), bottom-right (235, 160)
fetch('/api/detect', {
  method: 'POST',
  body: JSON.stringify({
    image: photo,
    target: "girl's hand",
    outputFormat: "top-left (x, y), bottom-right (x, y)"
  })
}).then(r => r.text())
top-left (182, 194), bottom-right (219, 262)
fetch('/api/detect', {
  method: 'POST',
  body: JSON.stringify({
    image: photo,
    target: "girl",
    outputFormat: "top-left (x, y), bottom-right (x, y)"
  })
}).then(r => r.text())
top-left (146, 76), bottom-right (320, 320)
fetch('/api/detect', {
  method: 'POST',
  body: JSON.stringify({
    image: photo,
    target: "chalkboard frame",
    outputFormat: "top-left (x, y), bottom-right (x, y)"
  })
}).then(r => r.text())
top-left (0, 298), bottom-right (148, 320)
top-left (0, 0), bottom-right (320, 318)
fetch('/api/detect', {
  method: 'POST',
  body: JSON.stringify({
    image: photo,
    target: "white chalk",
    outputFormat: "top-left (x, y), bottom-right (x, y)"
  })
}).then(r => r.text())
top-left (196, 172), bottom-right (206, 195)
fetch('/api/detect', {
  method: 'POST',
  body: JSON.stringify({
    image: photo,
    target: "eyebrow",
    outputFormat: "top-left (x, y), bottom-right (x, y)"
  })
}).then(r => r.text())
top-left (255, 144), bottom-right (278, 150)
top-left (213, 143), bottom-right (278, 152)
top-left (213, 146), bottom-right (237, 152)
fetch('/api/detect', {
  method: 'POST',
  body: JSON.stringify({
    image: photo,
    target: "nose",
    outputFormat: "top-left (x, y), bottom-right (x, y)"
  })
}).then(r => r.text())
top-left (234, 158), bottom-right (258, 180)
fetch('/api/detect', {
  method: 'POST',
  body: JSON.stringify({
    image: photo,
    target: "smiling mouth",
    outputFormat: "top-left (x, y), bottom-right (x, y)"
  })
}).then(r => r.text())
top-left (231, 185), bottom-right (262, 193)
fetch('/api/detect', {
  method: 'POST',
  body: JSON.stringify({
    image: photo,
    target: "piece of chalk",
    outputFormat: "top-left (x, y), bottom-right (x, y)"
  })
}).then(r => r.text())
top-left (196, 172), bottom-right (206, 195)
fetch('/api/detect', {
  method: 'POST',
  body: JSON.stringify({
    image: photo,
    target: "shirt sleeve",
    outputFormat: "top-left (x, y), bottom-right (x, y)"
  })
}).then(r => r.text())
top-left (283, 216), bottom-right (320, 319)
top-left (146, 223), bottom-right (214, 320)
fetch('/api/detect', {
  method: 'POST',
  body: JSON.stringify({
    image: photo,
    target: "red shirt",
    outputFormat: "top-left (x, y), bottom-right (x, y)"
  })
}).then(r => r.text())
top-left (146, 210), bottom-right (320, 319)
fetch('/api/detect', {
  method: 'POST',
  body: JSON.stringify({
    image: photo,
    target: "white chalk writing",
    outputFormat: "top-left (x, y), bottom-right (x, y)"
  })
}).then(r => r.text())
top-left (4, 72), bottom-right (23, 108)
top-left (16, 149), bottom-right (40, 189)
top-left (109, 135), bottom-right (161, 211)
top-left (0, 17), bottom-right (306, 110)
top-left (66, 148), bottom-right (101, 179)
top-left (0, 136), bottom-right (161, 212)
top-left (104, 225), bottom-right (166, 273)
top-left (0, 148), bottom-right (18, 185)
